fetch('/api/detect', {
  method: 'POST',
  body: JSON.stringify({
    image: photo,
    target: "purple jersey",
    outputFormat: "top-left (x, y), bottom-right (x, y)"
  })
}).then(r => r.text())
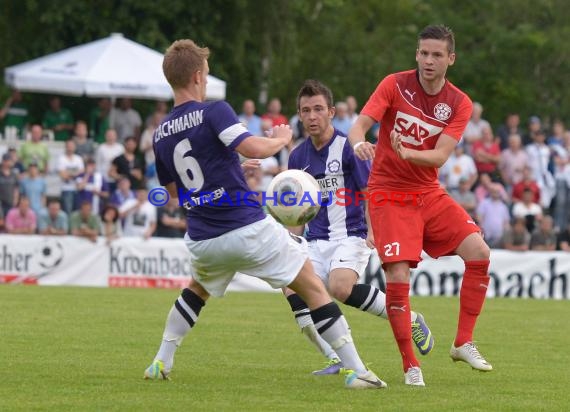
top-left (288, 130), bottom-right (370, 241)
top-left (153, 100), bottom-right (266, 241)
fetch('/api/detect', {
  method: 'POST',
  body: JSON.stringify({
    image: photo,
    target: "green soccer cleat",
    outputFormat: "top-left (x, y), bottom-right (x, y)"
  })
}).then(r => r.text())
top-left (411, 313), bottom-right (434, 355)
top-left (143, 360), bottom-right (170, 380)
top-left (312, 358), bottom-right (343, 375)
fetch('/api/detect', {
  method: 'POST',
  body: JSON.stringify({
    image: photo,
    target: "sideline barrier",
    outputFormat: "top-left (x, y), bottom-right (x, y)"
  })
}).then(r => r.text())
top-left (0, 235), bottom-right (568, 299)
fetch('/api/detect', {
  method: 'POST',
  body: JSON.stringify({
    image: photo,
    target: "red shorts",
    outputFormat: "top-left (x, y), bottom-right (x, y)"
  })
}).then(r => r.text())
top-left (369, 188), bottom-right (481, 268)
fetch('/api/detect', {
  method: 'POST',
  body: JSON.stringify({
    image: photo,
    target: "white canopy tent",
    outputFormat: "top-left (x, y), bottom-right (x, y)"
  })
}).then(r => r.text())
top-left (4, 33), bottom-right (226, 100)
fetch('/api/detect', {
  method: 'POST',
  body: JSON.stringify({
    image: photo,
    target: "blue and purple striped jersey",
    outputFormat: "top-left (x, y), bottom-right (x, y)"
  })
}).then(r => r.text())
top-left (288, 130), bottom-right (371, 241)
top-left (153, 100), bottom-right (266, 241)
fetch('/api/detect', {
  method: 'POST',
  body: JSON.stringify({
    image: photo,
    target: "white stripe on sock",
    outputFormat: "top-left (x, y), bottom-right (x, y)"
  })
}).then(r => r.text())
top-left (177, 296), bottom-right (198, 324)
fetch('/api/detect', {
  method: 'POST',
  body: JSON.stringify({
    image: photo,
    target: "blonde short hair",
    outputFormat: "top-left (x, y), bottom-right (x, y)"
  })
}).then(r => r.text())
top-left (163, 39), bottom-right (210, 89)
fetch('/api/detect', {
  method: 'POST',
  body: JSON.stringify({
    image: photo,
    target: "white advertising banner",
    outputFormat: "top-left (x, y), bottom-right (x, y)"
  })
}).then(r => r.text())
top-left (0, 235), bottom-right (274, 292)
top-left (0, 235), bottom-right (107, 286)
top-left (363, 250), bottom-right (570, 300)
top-left (0, 235), bottom-right (568, 299)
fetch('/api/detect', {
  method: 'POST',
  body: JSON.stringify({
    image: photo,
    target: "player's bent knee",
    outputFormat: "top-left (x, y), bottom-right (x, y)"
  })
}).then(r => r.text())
top-left (457, 232), bottom-right (491, 261)
top-left (328, 269), bottom-right (358, 302)
top-left (288, 268), bottom-right (331, 309)
top-left (476, 242), bottom-right (491, 260)
top-left (468, 239), bottom-right (491, 261)
top-left (384, 262), bottom-right (411, 283)
top-left (282, 287), bottom-right (295, 297)
top-left (188, 279), bottom-right (210, 301)
top-left (329, 282), bottom-right (352, 302)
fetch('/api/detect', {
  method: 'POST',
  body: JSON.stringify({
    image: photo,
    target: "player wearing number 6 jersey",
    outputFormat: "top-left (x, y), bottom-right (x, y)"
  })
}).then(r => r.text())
top-left (349, 25), bottom-right (493, 387)
top-left (145, 39), bottom-right (387, 389)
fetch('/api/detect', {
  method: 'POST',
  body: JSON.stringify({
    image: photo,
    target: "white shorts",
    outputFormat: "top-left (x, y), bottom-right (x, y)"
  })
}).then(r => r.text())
top-left (184, 215), bottom-right (308, 297)
top-left (308, 237), bottom-right (371, 286)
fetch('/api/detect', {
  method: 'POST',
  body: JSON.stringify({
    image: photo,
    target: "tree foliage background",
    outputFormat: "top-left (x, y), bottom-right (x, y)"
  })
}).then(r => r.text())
top-left (1, 0), bottom-right (569, 128)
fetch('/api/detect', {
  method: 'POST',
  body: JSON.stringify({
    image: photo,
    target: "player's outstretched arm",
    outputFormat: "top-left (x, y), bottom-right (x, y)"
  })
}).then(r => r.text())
top-left (235, 125), bottom-right (292, 159)
top-left (349, 115), bottom-right (376, 160)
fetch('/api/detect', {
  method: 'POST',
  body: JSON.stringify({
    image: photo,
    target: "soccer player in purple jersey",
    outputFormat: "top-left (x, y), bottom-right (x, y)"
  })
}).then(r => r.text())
top-left (143, 40), bottom-right (386, 389)
top-left (284, 80), bottom-right (434, 375)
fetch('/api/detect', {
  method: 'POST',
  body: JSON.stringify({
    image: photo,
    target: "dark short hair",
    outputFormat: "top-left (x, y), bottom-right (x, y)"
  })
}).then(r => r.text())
top-left (296, 79), bottom-right (334, 110)
top-left (418, 25), bottom-right (455, 54)
top-left (101, 204), bottom-right (119, 222)
top-left (18, 195), bottom-right (29, 205)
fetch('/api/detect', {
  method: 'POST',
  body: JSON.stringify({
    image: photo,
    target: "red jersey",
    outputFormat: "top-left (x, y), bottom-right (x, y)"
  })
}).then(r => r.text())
top-left (261, 113), bottom-right (289, 127)
top-left (472, 140), bottom-right (501, 173)
top-left (361, 69), bottom-right (472, 192)
top-left (511, 181), bottom-right (541, 203)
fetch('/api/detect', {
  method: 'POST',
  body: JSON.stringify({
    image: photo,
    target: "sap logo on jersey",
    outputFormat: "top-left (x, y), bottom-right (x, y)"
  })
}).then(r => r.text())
top-left (393, 111), bottom-right (443, 146)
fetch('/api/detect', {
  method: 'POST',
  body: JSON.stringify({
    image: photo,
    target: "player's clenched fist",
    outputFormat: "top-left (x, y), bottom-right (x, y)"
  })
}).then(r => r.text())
top-left (271, 124), bottom-right (293, 144)
top-left (353, 141), bottom-right (376, 160)
top-left (390, 130), bottom-right (410, 160)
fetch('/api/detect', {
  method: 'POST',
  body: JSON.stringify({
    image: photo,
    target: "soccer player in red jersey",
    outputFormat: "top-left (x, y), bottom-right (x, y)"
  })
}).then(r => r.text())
top-left (348, 25), bottom-right (493, 386)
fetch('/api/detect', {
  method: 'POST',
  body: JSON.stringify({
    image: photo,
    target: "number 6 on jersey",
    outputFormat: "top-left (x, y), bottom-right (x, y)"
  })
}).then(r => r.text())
top-left (173, 139), bottom-right (204, 191)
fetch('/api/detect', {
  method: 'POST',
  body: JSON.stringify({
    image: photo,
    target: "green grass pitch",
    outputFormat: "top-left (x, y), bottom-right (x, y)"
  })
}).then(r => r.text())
top-left (1, 285), bottom-right (568, 411)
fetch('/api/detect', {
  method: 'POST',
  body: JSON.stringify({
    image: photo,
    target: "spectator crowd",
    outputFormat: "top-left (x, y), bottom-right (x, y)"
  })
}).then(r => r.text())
top-left (1, 89), bottom-right (569, 251)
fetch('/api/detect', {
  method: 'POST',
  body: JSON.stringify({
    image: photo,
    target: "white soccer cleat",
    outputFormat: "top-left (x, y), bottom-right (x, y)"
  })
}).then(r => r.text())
top-left (450, 342), bottom-right (493, 371)
top-left (344, 369), bottom-right (387, 389)
top-left (404, 366), bottom-right (425, 386)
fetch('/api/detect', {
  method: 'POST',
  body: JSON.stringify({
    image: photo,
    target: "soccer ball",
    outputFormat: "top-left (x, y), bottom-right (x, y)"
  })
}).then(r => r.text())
top-left (266, 169), bottom-right (321, 226)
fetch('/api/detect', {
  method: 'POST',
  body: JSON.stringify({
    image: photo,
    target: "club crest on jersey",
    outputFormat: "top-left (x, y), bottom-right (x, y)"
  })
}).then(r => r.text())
top-left (327, 160), bottom-right (341, 173)
top-left (394, 111), bottom-right (443, 146)
top-left (434, 103), bottom-right (452, 121)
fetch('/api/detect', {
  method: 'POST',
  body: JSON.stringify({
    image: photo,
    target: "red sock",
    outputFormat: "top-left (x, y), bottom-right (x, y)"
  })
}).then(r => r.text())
top-left (386, 282), bottom-right (419, 372)
top-left (455, 260), bottom-right (490, 347)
